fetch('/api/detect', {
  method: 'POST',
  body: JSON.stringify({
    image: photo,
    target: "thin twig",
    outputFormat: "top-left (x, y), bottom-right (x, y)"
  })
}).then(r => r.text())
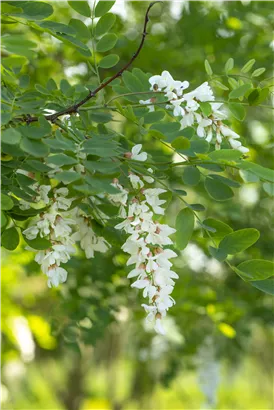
top-left (19, 2), bottom-right (162, 124)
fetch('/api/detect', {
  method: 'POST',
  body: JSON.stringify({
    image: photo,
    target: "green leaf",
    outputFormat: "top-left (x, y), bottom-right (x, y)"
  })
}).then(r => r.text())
top-left (248, 88), bottom-right (269, 106)
top-left (143, 111), bottom-right (165, 124)
top-left (26, 160), bottom-right (52, 173)
top-left (19, 120), bottom-right (51, 140)
top-left (204, 59), bottom-right (213, 75)
top-left (20, 137), bottom-right (49, 158)
top-left (204, 177), bottom-right (234, 201)
top-left (150, 122), bottom-right (181, 138)
top-left (1, 128), bottom-right (21, 145)
top-left (188, 203), bottom-right (205, 212)
top-left (95, 1), bottom-right (115, 17)
top-left (171, 137), bottom-right (190, 150)
top-left (98, 54), bottom-right (119, 68)
top-left (2, 55), bottom-right (28, 69)
top-left (219, 228), bottom-right (260, 255)
top-left (46, 78), bottom-right (57, 91)
top-left (175, 208), bottom-right (194, 250)
top-left (96, 33), bottom-right (117, 52)
top-left (35, 84), bottom-right (50, 95)
top-left (225, 58), bottom-right (234, 74)
top-left (228, 103), bottom-right (246, 121)
top-left (209, 246), bottom-right (227, 262)
top-left (229, 83), bottom-right (251, 99)
top-left (237, 259), bottom-right (274, 281)
top-left (89, 112), bottom-right (112, 123)
top-left (181, 140), bottom-right (209, 156)
top-left (85, 176), bottom-right (120, 194)
top-left (69, 18), bottom-right (91, 40)
top-left (209, 174), bottom-right (240, 188)
top-left (208, 149), bottom-right (242, 161)
top-left (212, 80), bottom-right (229, 91)
top-left (57, 33), bottom-right (91, 54)
top-left (199, 102), bottom-right (212, 117)
top-left (46, 154), bottom-right (78, 167)
top-left (23, 235), bottom-right (51, 250)
top-left (250, 278), bottom-right (274, 295)
top-left (9, 1), bottom-right (53, 20)
top-left (1, 193), bottom-right (14, 211)
top-left (82, 137), bottom-right (119, 157)
top-left (263, 182), bottom-right (274, 197)
top-left (39, 20), bottom-right (76, 35)
top-left (122, 71), bottom-right (144, 92)
top-left (239, 170), bottom-right (259, 183)
top-left (241, 59), bottom-right (255, 73)
top-left (68, 1), bottom-right (91, 17)
top-left (1, 227), bottom-right (19, 250)
top-left (237, 162), bottom-right (274, 183)
top-left (95, 13), bottom-right (116, 37)
top-left (251, 67), bottom-right (266, 77)
top-left (84, 160), bottom-right (120, 173)
top-left (1, 212), bottom-right (8, 229)
top-left (182, 166), bottom-right (200, 186)
top-left (203, 218), bottom-right (233, 240)
top-left (55, 171), bottom-right (82, 184)
top-left (228, 77), bottom-right (239, 90)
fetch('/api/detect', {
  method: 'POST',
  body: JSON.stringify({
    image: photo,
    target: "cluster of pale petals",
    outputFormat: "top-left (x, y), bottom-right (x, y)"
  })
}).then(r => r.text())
top-left (23, 186), bottom-right (109, 287)
top-left (111, 146), bottom-right (178, 335)
top-left (140, 70), bottom-right (249, 153)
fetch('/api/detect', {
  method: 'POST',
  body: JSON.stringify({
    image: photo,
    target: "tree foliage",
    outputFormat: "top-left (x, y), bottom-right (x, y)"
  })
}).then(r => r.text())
top-left (1, 1), bottom-right (273, 408)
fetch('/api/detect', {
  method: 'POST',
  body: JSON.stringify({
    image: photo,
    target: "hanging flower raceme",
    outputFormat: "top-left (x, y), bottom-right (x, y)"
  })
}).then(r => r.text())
top-left (23, 184), bottom-right (109, 287)
top-left (140, 70), bottom-right (249, 153)
top-left (110, 145), bottom-right (178, 335)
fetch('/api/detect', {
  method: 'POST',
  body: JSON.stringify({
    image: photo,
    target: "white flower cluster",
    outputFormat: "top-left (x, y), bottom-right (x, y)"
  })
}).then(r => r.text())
top-left (23, 185), bottom-right (109, 287)
top-left (140, 70), bottom-right (249, 153)
top-left (111, 145), bottom-right (178, 335)
top-left (23, 187), bottom-right (76, 287)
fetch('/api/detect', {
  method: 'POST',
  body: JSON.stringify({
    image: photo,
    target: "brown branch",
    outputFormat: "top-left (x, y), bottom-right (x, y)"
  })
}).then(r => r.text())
top-left (23, 2), bottom-right (162, 125)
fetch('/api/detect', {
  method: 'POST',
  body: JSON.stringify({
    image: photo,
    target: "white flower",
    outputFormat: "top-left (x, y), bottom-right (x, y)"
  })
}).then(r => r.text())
top-left (19, 200), bottom-right (31, 210)
top-left (38, 185), bottom-right (51, 204)
top-left (237, 145), bottom-right (249, 154)
top-left (23, 225), bottom-right (39, 240)
top-left (154, 318), bottom-right (165, 335)
top-left (54, 188), bottom-right (73, 210)
top-left (131, 144), bottom-right (148, 162)
top-left (109, 181), bottom-right (128, 206)
top-left (184, 81), bottom-right (214, 102)
top-left (149, 71), bottom-right (189, 98)
top-left (129, 174), bottom-right (144, 189)
top-left (47, 266), bottom-right (68, 288)
top-left (197, 118), bottom-right (212, 138)
top-left (140, 99), bottom-right (155, 112)
top-left (143, 188), bottom-right (166, 215)
top-left (170, 98), bottom-right (185, 117)
top-left (143, 168), bottom-right (154, 184)
top-left (210, 102), bottom-right (227, 120)
top-left (180, 99), bottom-right (200, 129)
top-left (219, 125), bottom-right (240, 139)
top-left (220, 125), bottom-right (249, 153)
top-left (72, 217), bottom-right (109, 259)
top-left (52, 215), bottom-right (75, 238)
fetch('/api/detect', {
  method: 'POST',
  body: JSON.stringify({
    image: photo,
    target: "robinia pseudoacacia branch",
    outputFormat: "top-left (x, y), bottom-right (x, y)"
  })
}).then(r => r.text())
top-left (21, 1), bottom-right (162, 125)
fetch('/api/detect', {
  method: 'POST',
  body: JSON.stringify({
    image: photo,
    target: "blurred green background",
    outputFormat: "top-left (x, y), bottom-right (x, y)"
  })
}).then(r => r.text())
top-left (1, 1), bottom-right (273, 409)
